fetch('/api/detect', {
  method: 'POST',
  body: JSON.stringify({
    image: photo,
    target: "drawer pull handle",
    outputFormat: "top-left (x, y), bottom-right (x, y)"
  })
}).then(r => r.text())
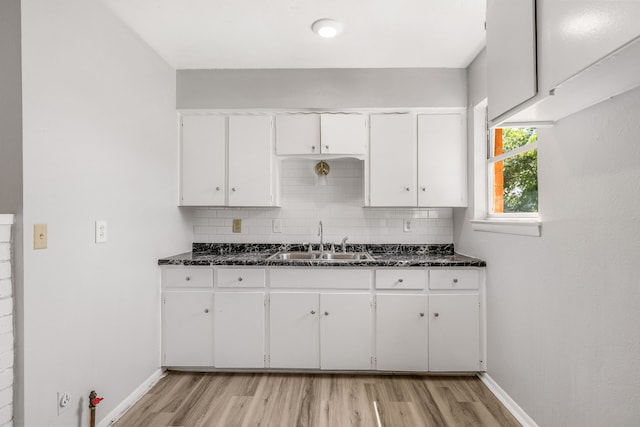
top-left (238, 277), bottom-right (243, 282)
top-left (310, 310), bottom-right (316, 315)
top-left (453, 278), bottom-right (459, 284)
top-left (204, 309), bottom-right (209, 314)
top-left (434, 312), bottom-right (440, 318)
top-left (419, 312), bottom-right (425, 317)
top-left (398, 279), bottom-right (404, 283)
top-left (185, 276), bottom-right (191, 281)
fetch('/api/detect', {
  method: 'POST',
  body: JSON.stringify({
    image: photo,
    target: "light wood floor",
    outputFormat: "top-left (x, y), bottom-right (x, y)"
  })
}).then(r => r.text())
top-left (113, 372), bottom-right (521, 427)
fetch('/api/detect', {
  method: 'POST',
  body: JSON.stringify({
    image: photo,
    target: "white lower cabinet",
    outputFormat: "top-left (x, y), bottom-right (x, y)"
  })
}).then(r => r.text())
top-left (320, 293), bottom-right (373, 370)
top-left (269, 292), bottom-right (372, 370)
top-left (376, 294), bottom-right (429, 372)
top-left (163, 291), bottom-right (214, 367)
top-left (269, 293), bottom-right (320, 369)
top-left (214, 292), bottom-right (266, 368)
top-left (428, 293), bottom-right (480, 371)
top-left (162, 266), bottom-right (483, 372)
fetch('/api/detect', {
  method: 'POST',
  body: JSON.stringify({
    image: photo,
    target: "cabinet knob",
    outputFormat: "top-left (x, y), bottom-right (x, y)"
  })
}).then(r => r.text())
top-left (204, 309), bottom-right (209, 314)
top-left (405, 187), bottom-right (410, 192)
top-left (421, 187), bottom-right (426, 192)
top-left (324, 145), bottom-right (329, 150)
top-left (434, 312), bottom-right (440, 318)
top-left (324, 311), bottom-right (329, 316)
top-left (311, 145), bottom-right (316, 151)
top-left (231, 187), bottom-right (236, 192)
top-left (185, 276), bottom-right (191, 281)
top-left (398, 279), bottom-right (404, 283)
top-left (238, 277), bottom-right (243, 282)
top-left (453, 278), bottom-right (459, 284)
top-left (310, 310), bottom-right (316, 315)
top-left (215, 186), bottom-right (220, 191)
top-left (419, 312), bottom-right (425, 317)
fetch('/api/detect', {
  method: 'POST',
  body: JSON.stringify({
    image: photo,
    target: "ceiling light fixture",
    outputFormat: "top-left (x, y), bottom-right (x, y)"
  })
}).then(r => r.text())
top-left (311, 19), bottom-right (343, 38)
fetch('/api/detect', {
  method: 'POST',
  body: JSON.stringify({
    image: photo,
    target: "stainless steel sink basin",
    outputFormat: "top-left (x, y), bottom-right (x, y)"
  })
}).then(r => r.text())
top-left (267, 251), bottom-right (374, 262)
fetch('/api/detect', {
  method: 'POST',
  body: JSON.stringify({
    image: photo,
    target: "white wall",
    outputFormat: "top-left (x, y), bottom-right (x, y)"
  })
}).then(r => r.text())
top-left (177, 68), bottom-right (467, 109)
top-left (456, 57), bottom-right (640, 426)
top-left (191, 158), bottom-right (452, 244)
top-left (20, 1), bottom-right (191, 425)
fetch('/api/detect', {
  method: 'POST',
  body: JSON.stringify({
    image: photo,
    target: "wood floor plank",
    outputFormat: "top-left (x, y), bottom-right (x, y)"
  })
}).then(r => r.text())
top-left (113, 372), bottom-right (521, 427)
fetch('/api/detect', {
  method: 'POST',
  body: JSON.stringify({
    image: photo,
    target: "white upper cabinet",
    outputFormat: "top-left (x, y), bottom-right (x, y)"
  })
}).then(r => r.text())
top-left (275, 114), bottom-right (321, 155)
top-left (275, 114), bottom-right (367, 155)
top-left (486, 0), bottom-right (537, 122)
top-left (320, 114), bottom-right (368, 155)
top-left (180, 114), bottom-right (278, 207)
top-left (417, 114), bottom-right (467, 207)
top-left (180, 115), bottom-right (226, 206)
top-left (369, 114), bottom-right (417, 207)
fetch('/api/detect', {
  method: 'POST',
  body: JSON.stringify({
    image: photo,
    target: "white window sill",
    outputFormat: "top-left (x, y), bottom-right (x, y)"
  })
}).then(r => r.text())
top-left (470, 219), bottom-right (541, 237)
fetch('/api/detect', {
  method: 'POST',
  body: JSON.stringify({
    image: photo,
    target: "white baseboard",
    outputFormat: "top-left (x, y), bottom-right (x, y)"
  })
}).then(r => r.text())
top-left (477, 373), bottom-right (539, 427)
top-left (97, 368), bottom-right (166, 427)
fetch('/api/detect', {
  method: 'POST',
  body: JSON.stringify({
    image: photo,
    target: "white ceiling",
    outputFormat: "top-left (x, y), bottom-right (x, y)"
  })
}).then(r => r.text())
top-left (100, 0), bottom-right (486, 70)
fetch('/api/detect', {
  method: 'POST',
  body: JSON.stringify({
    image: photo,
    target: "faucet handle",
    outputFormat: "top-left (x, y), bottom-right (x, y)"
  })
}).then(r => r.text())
top-left (330, 243), bottom-right (335, 253)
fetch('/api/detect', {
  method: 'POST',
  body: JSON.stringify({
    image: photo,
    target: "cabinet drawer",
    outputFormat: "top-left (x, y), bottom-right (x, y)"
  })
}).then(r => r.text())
top-left (270, 268), bottom-right (371, 289)
top-left (217, 268), bottom-right (266, 288)
top-left (429, 269), bottom-right (479, 290)
top-left (375, 269), bottom-right (426, 290)
top-left (162, 267), bottom-right (213, 288)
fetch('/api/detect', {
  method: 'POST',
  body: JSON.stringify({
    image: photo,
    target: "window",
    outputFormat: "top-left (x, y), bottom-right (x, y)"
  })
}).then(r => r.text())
top-left (488, 127), bottom-right (538, 216)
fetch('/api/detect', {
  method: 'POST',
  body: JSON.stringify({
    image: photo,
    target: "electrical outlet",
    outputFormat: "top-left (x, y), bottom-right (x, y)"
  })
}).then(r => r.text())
top-left (95, 220), bottom-right (107, 243)
top-left (272, 219), bottom-right (282, 233)
top-left (232, 219), bottom-right (242, 233)
top-left (403, 219), bottom-right (412, 232)
top-left (57, 392), bottom-right (71, 415)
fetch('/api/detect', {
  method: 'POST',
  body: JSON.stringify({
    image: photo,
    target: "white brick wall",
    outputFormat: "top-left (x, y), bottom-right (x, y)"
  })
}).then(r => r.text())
top-left (191, 158), bottom-right (453, 244)
top-left (0, 215), bottom-right (13, 427)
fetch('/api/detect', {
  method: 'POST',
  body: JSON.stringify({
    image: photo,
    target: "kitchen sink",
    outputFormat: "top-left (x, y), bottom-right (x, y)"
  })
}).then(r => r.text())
top-left (267, 251), bottom-right (374, 262)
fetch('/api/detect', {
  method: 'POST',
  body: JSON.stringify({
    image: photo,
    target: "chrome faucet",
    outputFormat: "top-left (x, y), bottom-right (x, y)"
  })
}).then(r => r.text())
top-left (318, 221), bottom-right (324, 252)
top-left (341, 236), bottom-right (349, 252)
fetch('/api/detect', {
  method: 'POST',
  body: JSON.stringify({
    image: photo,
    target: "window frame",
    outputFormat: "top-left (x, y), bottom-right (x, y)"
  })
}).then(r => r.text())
top-left (486, 127), bottom-right (539, 219)
top-left (469, 101), bottom-right (542, 237)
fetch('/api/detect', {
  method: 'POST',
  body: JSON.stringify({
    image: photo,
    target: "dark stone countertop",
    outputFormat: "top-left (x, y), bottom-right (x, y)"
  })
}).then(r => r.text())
top-left (158, 243), bottom-right (486, 268)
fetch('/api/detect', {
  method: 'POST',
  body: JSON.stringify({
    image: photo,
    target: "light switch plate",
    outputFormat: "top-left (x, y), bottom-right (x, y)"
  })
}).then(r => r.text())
top-left (34, 224), bottom-right (47, 249)
top-left (403, 219), bottom-right (412, 232)
top-left (232, 219), bottom-right (242, 233)
top-left (95, 220), bottom-right (107, 243)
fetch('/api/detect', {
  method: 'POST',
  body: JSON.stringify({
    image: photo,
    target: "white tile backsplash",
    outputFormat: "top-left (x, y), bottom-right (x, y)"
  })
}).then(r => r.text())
top-left (188, 158), bottom-right (453, 244)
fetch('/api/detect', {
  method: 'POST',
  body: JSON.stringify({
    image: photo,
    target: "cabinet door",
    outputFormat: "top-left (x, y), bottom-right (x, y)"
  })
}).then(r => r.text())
top-left (320, 293), bottom-right (372, 370)
top-left (269, 293), bottom-right (320, 369)
top-left (320, 114), bottom-right (368, 155)
top-left (417, 114), bottom-right (467, 207)
top-left (180, 115), bottom-right (226, 206)
top-left (486, 0), bottom-right (537, 121)
top-left (163, 291), bottom-right (214, 367)
top-left (376, 294), bottom-right (429, 371)
top-left (214, 292), bottom-right (265, 368)
top-left (275, 114), bottom-right (321, 155)
top-left (228, 115), bottom-right (273, 206)
top-left (369, 114), bottom-right (417, 206)
top-left (428, 294), bottom-right (480, 372)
